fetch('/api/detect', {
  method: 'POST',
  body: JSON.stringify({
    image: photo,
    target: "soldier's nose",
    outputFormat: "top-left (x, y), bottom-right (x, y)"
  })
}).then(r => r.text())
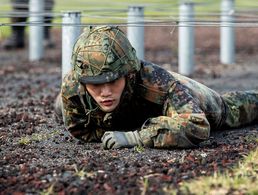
top-left (100, 84), bottom-right (112, 97)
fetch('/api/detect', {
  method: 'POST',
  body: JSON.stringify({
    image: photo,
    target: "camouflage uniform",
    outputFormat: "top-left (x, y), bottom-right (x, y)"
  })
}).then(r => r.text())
top-left (61, 60), bottom-right (258, 149)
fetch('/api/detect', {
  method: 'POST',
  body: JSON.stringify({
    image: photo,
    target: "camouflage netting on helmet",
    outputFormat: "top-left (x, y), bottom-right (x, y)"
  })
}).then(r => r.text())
top-left (71, 26), bottom-right (141, 84)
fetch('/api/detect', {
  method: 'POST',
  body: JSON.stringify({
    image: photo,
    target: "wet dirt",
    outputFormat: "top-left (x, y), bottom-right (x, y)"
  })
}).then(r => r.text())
top-left (0, 26), bottom-right (258, 194)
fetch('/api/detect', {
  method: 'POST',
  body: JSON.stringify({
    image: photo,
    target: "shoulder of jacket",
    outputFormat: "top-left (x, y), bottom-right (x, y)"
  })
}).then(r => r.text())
top-left (136, 61), bottom-right (177, 104)
top-left (61, 70), bottom-right (81, 99)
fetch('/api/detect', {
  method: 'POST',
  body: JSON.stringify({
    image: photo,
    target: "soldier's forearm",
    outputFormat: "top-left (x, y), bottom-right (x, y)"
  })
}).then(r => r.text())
top-left (139, 114), bottom-right (210, 149)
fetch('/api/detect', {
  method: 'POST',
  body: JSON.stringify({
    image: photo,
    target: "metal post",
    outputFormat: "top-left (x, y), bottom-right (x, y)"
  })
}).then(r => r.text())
top-left (127, 6), bottom-right (144, 60)
top-left (62, 11), bottom-right (81, 79)
top-left (220, 0), bottom-right (235, 64)
top-left (178, 2), bottom-right (195, 76)
top-left (29, 0), bottom-right (44, 61)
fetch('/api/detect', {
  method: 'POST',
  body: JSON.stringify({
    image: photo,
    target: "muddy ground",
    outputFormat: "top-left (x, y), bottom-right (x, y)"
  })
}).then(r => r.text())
top-left (0, 26), bottom-right (258, 194)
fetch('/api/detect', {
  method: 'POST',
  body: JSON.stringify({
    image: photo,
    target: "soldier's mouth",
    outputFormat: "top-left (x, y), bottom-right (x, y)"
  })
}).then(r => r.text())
top-left (100, 100), bottom-right (114, 107)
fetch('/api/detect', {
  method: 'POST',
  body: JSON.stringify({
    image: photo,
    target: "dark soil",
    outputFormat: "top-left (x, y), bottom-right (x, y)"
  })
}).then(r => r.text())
top-left (0, 26), bottom-right (258, 194)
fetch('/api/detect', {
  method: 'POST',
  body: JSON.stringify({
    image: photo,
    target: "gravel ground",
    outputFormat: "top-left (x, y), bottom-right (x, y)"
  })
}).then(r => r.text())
top-left (0, 27), bottom-right (258, 194)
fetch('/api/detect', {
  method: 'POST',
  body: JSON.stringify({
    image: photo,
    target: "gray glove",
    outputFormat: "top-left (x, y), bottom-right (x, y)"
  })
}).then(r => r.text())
top-left (101, 131), bottom-right (143, 149)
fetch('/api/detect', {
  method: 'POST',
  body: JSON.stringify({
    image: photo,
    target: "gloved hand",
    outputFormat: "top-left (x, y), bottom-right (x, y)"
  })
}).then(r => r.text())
top-left (101, 130), bottom-right (143, 149)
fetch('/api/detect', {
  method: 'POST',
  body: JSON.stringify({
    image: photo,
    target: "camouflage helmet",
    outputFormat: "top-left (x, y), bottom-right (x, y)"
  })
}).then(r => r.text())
top-left (72, 26), bottom-right (141, 84)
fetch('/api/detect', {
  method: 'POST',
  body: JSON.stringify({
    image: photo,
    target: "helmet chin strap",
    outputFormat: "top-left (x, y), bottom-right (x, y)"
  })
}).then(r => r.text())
top-left (78, 84), bottom-right (99, 126)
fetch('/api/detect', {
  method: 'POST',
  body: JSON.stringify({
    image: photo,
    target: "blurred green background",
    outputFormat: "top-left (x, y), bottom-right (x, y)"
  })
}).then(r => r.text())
top-left (0, 0), bottom-right (257, 39)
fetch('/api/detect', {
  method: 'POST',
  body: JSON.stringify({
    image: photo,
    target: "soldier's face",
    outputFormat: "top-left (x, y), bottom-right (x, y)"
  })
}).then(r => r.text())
top-left (86, 77), bottom-right (126, 112)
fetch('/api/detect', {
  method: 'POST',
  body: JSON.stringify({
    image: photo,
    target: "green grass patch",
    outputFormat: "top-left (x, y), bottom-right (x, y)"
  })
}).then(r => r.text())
top-left (172, 146), bottom-right (258, 195)
top-left (18, 130), bottom-right (59, 145)
top-left (0, 0), bottom-right (12, 39)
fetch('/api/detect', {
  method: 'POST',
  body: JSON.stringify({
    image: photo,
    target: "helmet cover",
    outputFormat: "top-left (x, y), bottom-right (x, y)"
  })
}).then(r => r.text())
top-left (71, 26), bottom-right (141, 84)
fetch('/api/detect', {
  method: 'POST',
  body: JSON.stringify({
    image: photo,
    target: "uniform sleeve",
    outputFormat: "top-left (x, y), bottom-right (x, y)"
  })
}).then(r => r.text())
top-left (62, 95), bottom-right (103, 142)
top-left (138, 82), bottom-right (210, 148)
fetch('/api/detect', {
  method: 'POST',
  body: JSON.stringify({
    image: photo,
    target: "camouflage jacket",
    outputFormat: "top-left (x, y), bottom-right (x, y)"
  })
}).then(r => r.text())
top-left (61, 61), bottom-right (226, 148)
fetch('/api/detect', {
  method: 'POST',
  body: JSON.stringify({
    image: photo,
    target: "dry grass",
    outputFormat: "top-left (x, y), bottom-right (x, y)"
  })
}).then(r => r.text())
top-left (174, 141), bottom-right (258, 195)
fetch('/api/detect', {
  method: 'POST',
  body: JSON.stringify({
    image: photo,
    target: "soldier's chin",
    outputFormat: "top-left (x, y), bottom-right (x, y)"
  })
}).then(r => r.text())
top-left (99, 104), bottom-right (117, 113)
